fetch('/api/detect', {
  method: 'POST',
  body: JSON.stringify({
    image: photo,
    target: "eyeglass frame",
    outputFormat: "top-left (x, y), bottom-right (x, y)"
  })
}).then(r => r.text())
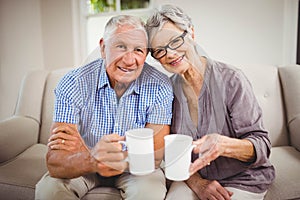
top-left (150, 30), bottom-right (188, 59)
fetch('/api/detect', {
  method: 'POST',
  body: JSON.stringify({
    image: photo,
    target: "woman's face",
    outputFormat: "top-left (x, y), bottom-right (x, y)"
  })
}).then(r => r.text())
top-left (150, 22), bottom-right (194, 74)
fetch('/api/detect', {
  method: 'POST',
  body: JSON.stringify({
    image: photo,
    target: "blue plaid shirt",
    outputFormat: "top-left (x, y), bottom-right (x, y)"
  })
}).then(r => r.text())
top-left (54, 59), bottom-right (173, 148)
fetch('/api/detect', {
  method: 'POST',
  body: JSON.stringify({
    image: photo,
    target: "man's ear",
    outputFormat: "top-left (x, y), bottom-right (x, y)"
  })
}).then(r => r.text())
top-left (99, 38), bottom-right (105, 58)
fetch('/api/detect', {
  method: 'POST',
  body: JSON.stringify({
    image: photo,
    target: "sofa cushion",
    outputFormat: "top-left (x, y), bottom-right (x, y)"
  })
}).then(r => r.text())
top-left (237, 65), bottom-right (289, 147)
top-left (0, 144), bottom-right (48, 199)
top-left (0, 116), bottom-right (39, 163)
top-left (264, 146), bottom-right (300, 200)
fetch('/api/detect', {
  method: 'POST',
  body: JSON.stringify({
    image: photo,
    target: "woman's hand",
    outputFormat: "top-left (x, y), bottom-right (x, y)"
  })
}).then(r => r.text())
top-left (190, 133), bottom-right (223, 175)
top-left (190, 133), bottom-right (256, 175)
top-left (186, 173), bottom-right (233, 200)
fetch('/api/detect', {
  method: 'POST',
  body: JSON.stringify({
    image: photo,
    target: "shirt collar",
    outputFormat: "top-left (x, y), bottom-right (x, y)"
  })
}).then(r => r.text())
top-left (97, 60), bottom-right (110, 90)
top-left (97, 59), bottom-right (141, 95)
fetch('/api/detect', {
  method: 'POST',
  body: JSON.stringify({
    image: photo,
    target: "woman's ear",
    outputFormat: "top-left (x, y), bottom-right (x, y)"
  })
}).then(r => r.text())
top-left (191, 27), bottom-right (195, 39)
top-left (99, 38), bottom-right (105, 58)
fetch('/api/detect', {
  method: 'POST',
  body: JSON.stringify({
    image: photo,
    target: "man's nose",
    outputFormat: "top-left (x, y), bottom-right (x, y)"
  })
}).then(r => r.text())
top-left (122, 51), bottom-right (135, 65)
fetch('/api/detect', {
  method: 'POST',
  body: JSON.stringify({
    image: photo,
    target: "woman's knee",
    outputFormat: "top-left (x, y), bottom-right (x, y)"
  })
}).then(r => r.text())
top-left (166, 181), bottom-right (199, 200)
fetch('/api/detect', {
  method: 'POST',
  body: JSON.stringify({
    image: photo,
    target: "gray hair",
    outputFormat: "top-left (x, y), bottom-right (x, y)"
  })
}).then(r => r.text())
top-left (146, 5), bottom-right (193, 44)
top-left (103, 15), bottom-right (148, 42)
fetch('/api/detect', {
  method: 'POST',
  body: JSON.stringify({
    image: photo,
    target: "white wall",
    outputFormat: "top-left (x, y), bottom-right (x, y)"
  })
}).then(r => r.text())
top-left (0, 0), bottom-right (298, 120)
top-left (151, 0), bottom-right (298, 66)
top-left (40, 0), bottom-right (76, 70)
top-left (0, 0), bottom-right (76, 120)
top-left (86, 0), bottom-right (298, 66)
top-left (0, 0), bottom-right (44, 120)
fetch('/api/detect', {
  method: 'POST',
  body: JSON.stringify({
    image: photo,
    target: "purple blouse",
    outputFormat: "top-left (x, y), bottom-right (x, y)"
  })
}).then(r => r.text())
top-left (170, 58), bottom-right (275, 193)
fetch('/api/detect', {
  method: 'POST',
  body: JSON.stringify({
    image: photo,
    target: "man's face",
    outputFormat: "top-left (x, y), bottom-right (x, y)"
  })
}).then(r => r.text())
top-left (101, 25), bottom-right (148, 88)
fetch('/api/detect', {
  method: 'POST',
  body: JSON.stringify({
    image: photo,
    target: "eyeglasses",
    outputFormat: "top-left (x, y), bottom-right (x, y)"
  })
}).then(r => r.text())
top-left (151, 30), bottom-right (188, 59)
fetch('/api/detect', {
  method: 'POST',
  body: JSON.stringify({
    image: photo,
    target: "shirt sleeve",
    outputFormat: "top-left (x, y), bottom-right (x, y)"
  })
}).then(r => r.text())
top-left (53, 72), bottom-right (81, 124)
top-left (226, 69), bottom-right (272, 167)
top-left (146, 78), bottom-right (174, 125)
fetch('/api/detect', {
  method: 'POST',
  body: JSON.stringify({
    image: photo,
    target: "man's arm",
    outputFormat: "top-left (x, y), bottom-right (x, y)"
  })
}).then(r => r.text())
top-left (47, 122), bottom-right (127, 178)
top-left (145, 123), bottom-right (170, 168)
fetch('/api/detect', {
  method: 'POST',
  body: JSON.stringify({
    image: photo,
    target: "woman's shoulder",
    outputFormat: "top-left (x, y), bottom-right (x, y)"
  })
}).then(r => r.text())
top-left (208, 59), bottom-right (247, 83)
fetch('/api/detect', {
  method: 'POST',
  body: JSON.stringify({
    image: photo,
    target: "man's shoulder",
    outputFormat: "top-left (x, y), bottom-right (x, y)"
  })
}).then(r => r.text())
top-left (74, 59), bottom-right (103, 77)
top-left (62, 59), bottom-right (103, 81)
top-left (57, 59), bottom-right (103, 93)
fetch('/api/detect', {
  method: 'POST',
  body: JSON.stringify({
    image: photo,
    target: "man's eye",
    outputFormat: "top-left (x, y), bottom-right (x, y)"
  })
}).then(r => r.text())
top-left (135, 48), bottom-right (146, 54)
top-left (116, 45), bottom-right (126, 49)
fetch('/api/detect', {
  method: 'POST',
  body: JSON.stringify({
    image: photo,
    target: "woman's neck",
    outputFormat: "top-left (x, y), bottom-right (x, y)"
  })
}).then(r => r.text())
top-left (181, 56), bottom-right (207, 97)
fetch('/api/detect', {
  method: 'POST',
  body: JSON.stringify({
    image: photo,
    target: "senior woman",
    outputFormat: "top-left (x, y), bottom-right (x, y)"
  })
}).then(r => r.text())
top-left (146, 4), bottom-right (275, 200)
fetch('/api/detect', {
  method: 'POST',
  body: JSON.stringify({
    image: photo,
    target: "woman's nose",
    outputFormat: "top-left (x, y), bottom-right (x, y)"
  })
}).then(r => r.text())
top-left (166, 48), bottom-right (177, 58)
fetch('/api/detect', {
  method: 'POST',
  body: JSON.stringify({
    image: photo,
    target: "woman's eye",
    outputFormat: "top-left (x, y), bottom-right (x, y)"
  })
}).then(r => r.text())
top-left (153, 49), bottom-right (164, 55)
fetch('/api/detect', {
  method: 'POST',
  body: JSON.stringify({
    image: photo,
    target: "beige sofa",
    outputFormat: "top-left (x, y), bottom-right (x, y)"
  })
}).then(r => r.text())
top-left (0, 60), bottom-right (300, 200)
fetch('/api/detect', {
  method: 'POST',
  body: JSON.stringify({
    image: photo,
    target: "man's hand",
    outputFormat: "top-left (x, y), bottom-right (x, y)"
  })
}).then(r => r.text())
top-left (47, 123), bottom-right (127, 178)
top-left (91, 134), bottom-right (128, 177)
top-left (186, 173), bottom-right (233, 200)
top-left (48, 124), bottom-right (88, 152)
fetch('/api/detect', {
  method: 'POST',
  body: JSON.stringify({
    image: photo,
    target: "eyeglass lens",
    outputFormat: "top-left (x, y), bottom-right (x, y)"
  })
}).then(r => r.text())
top-left (152, 31), bottom-right (187, 59)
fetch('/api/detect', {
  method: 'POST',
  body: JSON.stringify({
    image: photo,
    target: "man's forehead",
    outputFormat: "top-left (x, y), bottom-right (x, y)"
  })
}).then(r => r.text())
top-left (109, 28), bottom-right (147, 44)
top-left (114, 26), bottom-right (146, 37)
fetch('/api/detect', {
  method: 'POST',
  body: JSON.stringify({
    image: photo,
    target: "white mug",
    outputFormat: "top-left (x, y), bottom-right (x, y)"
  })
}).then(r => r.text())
top-left (120, 128), bottom-right (155, 176)
top-left (164, 134), bottom-right (195, 181)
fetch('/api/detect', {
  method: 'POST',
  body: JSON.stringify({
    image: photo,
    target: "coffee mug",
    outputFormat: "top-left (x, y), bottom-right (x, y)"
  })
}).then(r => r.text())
top-left (164, 134), bottom-right (196, 181)
top-left (119, 128), bottom-right (155, 176)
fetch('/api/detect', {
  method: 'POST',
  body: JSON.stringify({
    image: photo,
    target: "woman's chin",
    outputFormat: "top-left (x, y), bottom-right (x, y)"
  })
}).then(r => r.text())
top-left (166, 67), bottom-right (186, 75)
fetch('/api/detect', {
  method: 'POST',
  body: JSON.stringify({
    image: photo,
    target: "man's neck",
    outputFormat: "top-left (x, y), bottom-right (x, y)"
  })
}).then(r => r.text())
top-left (114, 82), bottom-right (131, 98)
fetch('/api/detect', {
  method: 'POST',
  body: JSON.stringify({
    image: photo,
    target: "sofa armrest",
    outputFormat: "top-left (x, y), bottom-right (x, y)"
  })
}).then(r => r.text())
top-left (279, 65), bottom-right (300, 150)
top-left (289, 116), bottom-right (300, 151)
top-left (0, 116), bottom-right (39, 163)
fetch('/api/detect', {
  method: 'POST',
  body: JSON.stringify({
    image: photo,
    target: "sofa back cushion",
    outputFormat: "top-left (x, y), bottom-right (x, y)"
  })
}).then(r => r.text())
top-left (279, 66), bottom-right (300, 150)
top-left (237, 65), bottom-right (288, 147)
top-left (39, 68), bottom-right (73, 144)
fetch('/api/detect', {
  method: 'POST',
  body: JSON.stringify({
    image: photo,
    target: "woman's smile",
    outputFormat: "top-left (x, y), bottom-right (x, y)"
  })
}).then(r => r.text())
top-left (169, 55), bottom-right (185, 67)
